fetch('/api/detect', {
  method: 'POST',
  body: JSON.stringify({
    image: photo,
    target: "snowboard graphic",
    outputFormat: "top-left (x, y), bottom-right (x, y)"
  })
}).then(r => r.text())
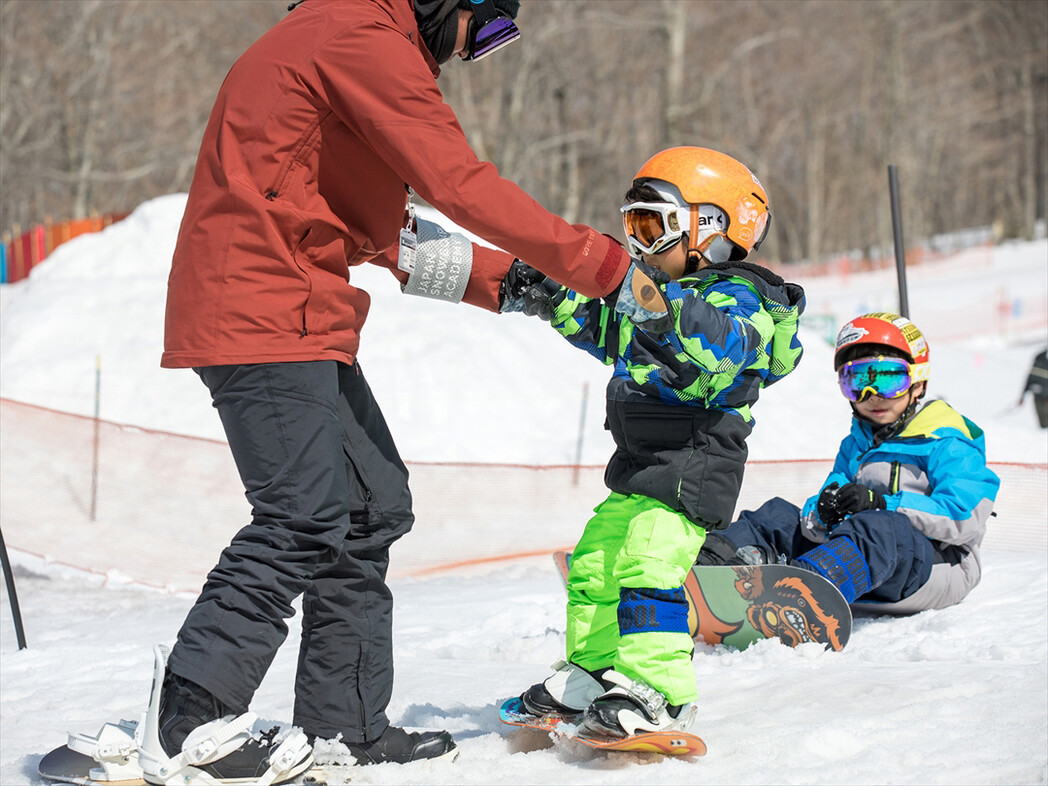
top-left (553, 551), bottom-right (852, 651)
top-left (498, 697), bottom-right (706, 756)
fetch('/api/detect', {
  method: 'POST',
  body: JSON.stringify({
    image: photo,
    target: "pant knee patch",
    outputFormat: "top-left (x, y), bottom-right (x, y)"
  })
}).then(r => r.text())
top-left (617, 587), bottom-right (689, 636)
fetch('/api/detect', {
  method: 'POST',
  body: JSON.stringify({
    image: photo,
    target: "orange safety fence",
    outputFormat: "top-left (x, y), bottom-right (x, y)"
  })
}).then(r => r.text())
top-left (1, 213), bottom-right (129, 283)
top-left (1, 398), bottom-right (1045, 595)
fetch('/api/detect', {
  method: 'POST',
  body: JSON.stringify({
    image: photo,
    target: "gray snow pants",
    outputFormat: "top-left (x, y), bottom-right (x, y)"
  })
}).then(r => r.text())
top-left (166, 360), bottom-right (413, 741)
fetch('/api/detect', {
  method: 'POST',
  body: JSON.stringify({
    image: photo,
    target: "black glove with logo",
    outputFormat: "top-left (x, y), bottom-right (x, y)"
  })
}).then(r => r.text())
top-left (834, 482), bottom-right (886, 518)
top-left (816, 482), bottom-right (842, 528)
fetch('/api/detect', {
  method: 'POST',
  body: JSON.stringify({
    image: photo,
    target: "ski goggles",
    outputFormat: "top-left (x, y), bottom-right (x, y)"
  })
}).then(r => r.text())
top-left (620, 201), bottom-right (734, 262)
top-left (837, 356), bottom-right (915, 402)
top-left (463, 0), bottom-right (520, 62)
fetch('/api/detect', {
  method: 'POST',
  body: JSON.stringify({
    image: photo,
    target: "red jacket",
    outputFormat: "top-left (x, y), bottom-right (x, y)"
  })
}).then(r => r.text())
top-left (162, 0), bottom-right (628, 368)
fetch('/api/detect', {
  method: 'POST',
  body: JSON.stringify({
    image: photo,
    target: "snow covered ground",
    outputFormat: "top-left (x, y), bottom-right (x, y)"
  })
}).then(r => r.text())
top-left (1, 195), bottom-right (1046, 784)
top-left (3, 550), bottom-right (1045, 785)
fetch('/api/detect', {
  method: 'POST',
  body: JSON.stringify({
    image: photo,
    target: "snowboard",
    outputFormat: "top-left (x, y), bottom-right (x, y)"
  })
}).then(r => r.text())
top-left (498, 697), bottom-right (706, 756)
top-left (553, 551), bottom-right (852, 651)
top-left (38, 744), bottom-right (143, 786)
top-left (38, 744), bottom-right (340, 786)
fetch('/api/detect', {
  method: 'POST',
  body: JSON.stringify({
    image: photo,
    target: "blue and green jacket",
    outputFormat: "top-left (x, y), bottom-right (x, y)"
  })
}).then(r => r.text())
top-left (547, 261), bottom-right (805, 529)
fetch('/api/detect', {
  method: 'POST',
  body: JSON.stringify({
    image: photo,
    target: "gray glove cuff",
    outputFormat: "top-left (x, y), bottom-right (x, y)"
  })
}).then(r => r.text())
top-left (401, 218), bottom-right (473, 303)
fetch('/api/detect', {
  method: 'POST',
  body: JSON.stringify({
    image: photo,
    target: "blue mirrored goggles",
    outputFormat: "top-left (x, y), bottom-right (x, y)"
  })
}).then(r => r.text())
top-left (837, 356), bottom-right (914, 402)
top-left (463, 0), bottom-right (520, 61)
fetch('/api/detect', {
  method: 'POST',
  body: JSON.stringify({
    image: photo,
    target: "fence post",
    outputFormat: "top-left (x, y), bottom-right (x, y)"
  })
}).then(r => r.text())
top-left (572, 381), bottom-right (589, 486)
top-left (90, 355), bottom-right (101, 521)
top-left (0, 525), bottom-right (28, 650)
top-left (887, 165), bottom-right (911, 318)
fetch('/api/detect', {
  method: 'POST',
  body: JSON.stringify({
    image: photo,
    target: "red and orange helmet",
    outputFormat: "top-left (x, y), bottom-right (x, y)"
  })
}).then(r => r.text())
top-left (834, 312), bottom-right (930, 384)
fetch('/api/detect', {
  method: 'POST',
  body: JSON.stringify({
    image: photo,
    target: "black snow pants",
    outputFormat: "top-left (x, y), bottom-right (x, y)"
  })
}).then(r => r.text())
top-left (166, 360), bottom-right (412, 742)
top-left (721, 497), bottom-right (934, 603)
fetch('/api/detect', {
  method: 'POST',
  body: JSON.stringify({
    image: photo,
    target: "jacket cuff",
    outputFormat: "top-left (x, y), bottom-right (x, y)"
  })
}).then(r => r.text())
top-left (462, 245), bottom-right (514, 313)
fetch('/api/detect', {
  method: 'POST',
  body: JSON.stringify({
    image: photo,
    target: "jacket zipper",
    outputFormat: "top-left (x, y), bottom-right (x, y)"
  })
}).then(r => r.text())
top-left (889, 461), bottom-right (901, 494)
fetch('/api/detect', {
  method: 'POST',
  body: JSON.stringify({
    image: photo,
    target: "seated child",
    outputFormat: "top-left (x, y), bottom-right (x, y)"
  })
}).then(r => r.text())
top-left (702, 313), bottom-right (1000, 615)
top-left (501, 146), bottom-right (805, 737)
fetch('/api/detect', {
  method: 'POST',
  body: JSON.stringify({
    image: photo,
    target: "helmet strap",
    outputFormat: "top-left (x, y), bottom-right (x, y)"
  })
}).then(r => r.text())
top-left (685, 247), bottom-right (703, 276)
top-left (683, 205), bottom-right (705, 275)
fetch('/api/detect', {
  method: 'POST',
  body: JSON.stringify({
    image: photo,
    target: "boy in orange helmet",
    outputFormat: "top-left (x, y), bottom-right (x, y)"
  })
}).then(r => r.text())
top-left (501, 146), bottom-right (805, 738)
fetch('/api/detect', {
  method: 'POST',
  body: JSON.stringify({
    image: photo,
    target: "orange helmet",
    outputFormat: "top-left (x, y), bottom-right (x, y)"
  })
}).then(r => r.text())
top-left (629, 146), bottom-right (771, 261)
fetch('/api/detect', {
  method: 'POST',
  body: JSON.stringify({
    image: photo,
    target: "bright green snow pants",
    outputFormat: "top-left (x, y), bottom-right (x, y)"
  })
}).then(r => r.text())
top-left (565, 492), bottom-right (707, 705)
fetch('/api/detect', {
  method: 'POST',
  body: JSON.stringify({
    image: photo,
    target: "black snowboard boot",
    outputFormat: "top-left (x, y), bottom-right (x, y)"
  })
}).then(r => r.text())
top-left (695, 532), bottom-right (744, 566)
top-left (333, 725), bottom-right (456, 765)
top-left (697, 533), bottom-right (780, 566)
top-left (157, 672), bottom-right (230, 757)
top-left (156, 673), bottom-right (310, 782)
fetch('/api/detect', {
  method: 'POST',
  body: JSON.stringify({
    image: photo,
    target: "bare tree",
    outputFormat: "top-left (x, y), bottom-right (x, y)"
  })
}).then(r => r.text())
top-left (1, 0), bottom-right (1044, 263)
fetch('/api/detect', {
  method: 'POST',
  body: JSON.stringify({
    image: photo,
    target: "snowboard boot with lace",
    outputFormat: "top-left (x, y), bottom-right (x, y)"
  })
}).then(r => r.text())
top-left (138, 645), bottom-right (313, 785)
top-left (520, 659), bottom-right (611, 716)
top-left (582, 670), bottom-right (696, 739)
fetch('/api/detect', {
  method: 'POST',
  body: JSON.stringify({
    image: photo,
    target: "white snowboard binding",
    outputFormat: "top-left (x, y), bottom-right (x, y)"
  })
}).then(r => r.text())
top-left (582, 669), bottom-right (697, 738)
top-left (66, 718), bottom-right (142, 782)
top-left (134, 645), bottom-right (313, 785)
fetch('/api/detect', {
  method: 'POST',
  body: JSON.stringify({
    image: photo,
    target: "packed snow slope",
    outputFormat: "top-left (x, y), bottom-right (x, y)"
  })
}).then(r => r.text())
top-left (1, 195), bottom-right (1046, 785)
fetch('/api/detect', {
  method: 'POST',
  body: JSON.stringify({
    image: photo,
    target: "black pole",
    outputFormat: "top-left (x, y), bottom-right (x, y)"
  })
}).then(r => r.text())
top-left (0, 526), bottom-right (27, 650)
top-left (887, 164), bottom-right (910, 318)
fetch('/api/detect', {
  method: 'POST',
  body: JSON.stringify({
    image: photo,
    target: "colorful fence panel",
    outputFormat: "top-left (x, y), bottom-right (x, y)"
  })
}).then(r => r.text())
top-left (1, 213), bottom-right (128, 283)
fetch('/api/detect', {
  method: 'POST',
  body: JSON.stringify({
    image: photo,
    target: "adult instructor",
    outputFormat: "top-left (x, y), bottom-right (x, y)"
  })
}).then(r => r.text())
top-left (143, 1), bottom-right (630, 783)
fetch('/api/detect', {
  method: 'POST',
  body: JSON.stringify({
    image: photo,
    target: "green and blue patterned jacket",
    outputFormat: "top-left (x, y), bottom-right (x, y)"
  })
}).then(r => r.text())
top-left (546, 261), bottom-right (805, 528)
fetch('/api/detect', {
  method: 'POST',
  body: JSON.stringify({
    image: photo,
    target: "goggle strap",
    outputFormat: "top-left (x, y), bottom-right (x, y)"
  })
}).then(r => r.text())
top-left (469, 0), bottom-right (497, 26)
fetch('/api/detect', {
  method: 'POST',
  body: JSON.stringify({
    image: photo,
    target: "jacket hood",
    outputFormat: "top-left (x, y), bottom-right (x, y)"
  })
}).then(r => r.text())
top-left (414, 0), bottom-right (460, 63)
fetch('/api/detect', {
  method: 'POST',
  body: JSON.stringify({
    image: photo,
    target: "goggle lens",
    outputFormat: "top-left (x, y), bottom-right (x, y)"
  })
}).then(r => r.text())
top-left (621, 202), bottom-right (685, 256)
top-left (838, 357), bottom-right (913, 402)
top-left (627, 209), bottom-right (669, 247)
top-left (465, 16), bottom-right (520, 61)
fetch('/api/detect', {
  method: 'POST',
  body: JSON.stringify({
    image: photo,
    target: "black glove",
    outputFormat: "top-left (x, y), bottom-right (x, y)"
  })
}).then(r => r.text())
top-left (834, 483), bottom-right (886, 517)
top-left (499, 259), bottom-right (546, 313)
top-left (816, 482), bottom-right (842, 527)
top-left (521, 277), bottom-right (562, 321)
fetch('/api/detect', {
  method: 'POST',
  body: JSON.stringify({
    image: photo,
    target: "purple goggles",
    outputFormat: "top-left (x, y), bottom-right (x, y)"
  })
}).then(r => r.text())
top-left (463, 0), bottom-right (520, 61)
top-left (837, 356), bottom-right (914, 402)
